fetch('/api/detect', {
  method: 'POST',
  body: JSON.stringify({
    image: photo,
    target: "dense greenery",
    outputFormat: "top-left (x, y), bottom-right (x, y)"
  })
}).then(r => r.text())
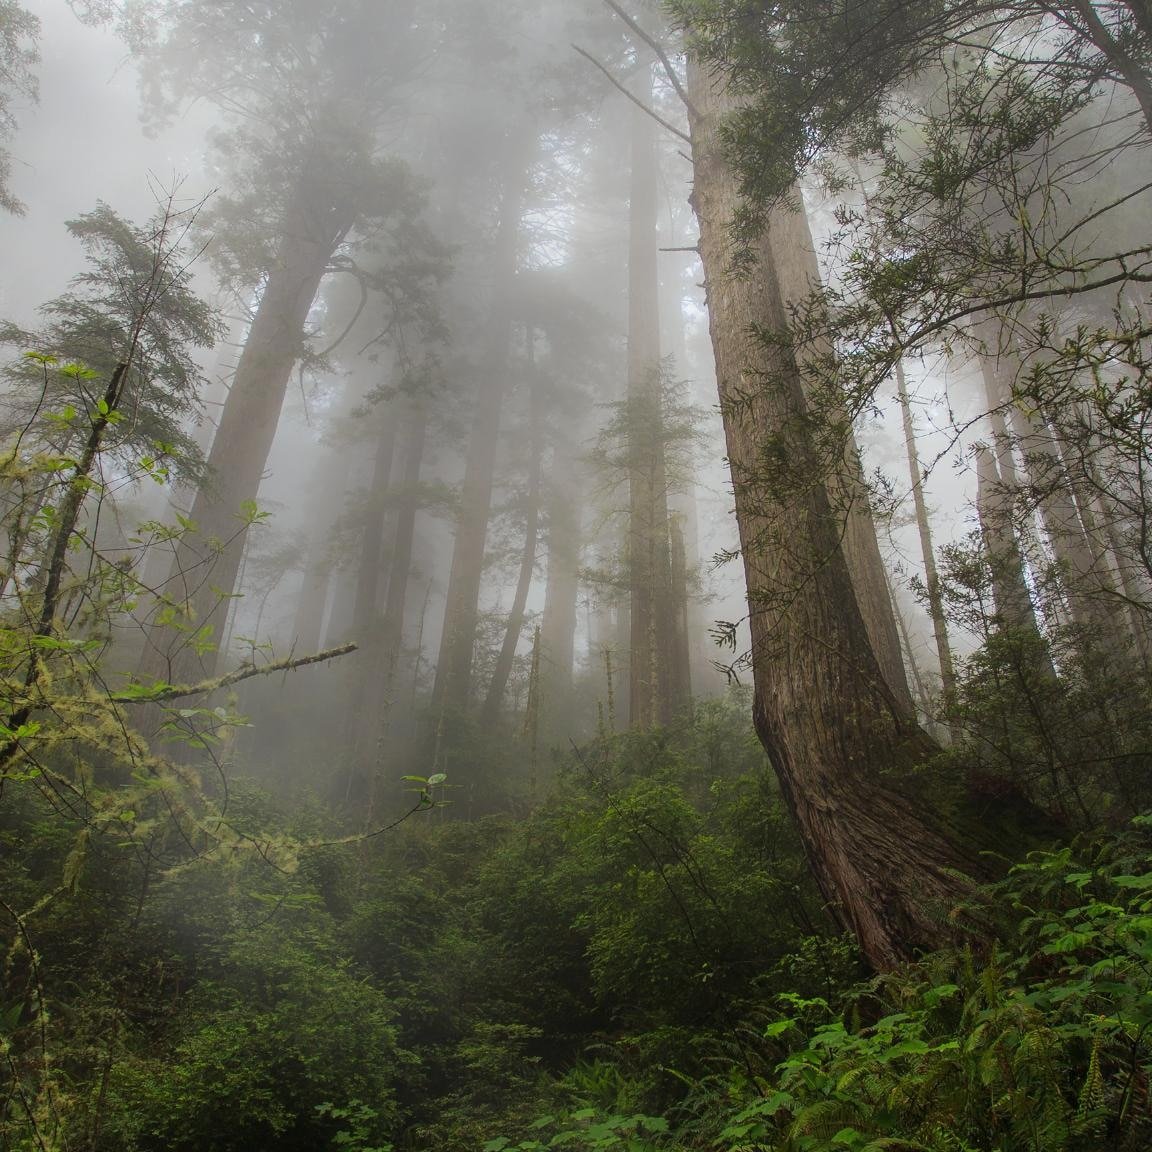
top-left (4, 1), bottom-right (1152, 1149)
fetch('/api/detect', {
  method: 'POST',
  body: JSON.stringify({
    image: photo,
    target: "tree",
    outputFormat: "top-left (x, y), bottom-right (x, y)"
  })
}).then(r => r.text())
top-left (123, 0), bottom-right (436, 686)
top-left (0, 0), bottom-right (37, 215)
top-left (671, 0), bottom-right (1152, 656)
top-left (0, 201), bottom-right (221, 475)
top-left (683, 51), bottom-right (977, 970)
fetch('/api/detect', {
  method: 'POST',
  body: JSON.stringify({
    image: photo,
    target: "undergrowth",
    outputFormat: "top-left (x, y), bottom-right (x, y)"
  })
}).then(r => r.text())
top-left (489, 819), bottom-right (1152, 1152)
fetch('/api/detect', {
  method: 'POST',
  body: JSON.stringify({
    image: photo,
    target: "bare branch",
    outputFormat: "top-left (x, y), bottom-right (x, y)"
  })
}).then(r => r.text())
top-left (116, 642), bottom-right (358, 703)
top-left (571, 44), bottom-right (692, 144)
top-left (601, 0), bottom-right (699, 120)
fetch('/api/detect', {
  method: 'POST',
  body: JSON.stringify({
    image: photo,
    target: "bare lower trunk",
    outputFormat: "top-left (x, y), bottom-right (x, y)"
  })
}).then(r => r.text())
top-left (482, 363), bottom-right (543, 722)
top-left (687, 55), bottom-right (976, 970)
top-left (540, 437), bottom-right (580, 721)
top-left (432, 159), bottom-right (526, 717)
top-left (894, 359), bottom-right (957, 707)
top-left (140, 184), bottom-right (348, 685)
top-left (627, 83), bottom-right (678, 728)
top-left (760, 177), bottom-right (914, 717)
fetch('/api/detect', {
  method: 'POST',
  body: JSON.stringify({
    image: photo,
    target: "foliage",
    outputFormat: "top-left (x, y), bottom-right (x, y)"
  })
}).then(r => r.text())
top-left (0, 200), bottom-right (222, 476)
top-left (657, 824), bottom-right (1152, 1152)
top-left (0, 0), bottom-right (37, 214)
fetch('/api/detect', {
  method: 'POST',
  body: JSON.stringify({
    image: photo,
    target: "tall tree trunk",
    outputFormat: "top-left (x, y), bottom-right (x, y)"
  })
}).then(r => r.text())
top-left (349, 407), bottom-right (399, 645)
top-left (482, 344), bottom-right (544, 722)
top-left (627, 79), bottom-right (679, 728)
top-left (379, 399), bottom-right (427, 686)
top-left (540, 434), bottom-right (581, 723)
top-left (762, 176), bottom-right (915, 716)
top-left (686, 54), bottom-right (976, 970)
top-left (344, 405), bottom-right (400, 802)
top-left (894, 359), bottom-right (957, 710)
top-left (292, 443), bottom-right (354, 655)
top-left (669, 513), bottom-right (693, 713)
top-left (974, 445), bottom-right (1051, 643)
top-left (356, 397), bottom-right (429, 821)
top-left (432, 155), bottom-right (527, 717)
top-left (139, 177), bottom-right (351, 685)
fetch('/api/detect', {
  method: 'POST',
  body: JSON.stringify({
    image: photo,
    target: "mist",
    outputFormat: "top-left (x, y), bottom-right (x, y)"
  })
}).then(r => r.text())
top-left (4, 2), bottom-right (1152, 1149)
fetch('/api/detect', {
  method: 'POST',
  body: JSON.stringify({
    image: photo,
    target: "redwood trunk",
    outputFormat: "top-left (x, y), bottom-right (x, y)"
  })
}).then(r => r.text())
top-left (539, 436), bottom-right (580, 718)
top-left (432, 161), bottom-right (525, 716)
top-left (894, 359), bottom-right (957, 707)
top-left (686, 55), bottom-right (975, 970)
top-left (140, 181), bottom-right (349, 684)
top-left (763, 196), bottom-right (915, 716)
top-left (482, 359), bottom-right (544, 722)
top-left (626, 82), bottom-right (679, 728)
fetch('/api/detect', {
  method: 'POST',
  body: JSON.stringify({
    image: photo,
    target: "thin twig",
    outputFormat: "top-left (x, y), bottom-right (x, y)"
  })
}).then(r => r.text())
top-left (571, 43), bottom-right (692, 143)
top-left (601, 0), bottom-right (699, 120)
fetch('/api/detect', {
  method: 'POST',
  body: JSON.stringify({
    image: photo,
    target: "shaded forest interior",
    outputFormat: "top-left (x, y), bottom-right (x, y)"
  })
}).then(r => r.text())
top-left (4, 1), bottom-right (1152, 1149)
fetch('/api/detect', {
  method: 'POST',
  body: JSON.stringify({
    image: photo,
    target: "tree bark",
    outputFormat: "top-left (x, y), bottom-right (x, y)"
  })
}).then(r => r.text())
top-left (894, 359), bottom-right (957, 708)
top-left (626, 80), bottom-right (681, 728)
top-left (432, 155), bottom-right (526, 717)
top-left (140, 176), bottom-right (351, 685)
top-left (482, 343), bottom-right (544, 722)
top-left (686, 54), bottom-right (976, 970)
top-left (540, 434), bottom-right (581, 722)
top-left (764, 186), bottom-right (915, 717)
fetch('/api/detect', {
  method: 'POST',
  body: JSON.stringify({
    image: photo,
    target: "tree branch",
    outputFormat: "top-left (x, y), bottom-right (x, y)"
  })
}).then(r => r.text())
top-left (115, 642), bottom-right (358, 703)
top-left (571, 44), bottom-right (692, 144)
top-left (601, 0), bottom-right (699, 121)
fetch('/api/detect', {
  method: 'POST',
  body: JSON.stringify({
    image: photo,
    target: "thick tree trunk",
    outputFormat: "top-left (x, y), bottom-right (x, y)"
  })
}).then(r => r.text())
top-left (344, 406), bottom-right (400, 800)
top-left (432, 159), bottom-right (526, 717)
top-left (686, 55), bottom-right (976, 970)
top-left (140, 181), bottom-right (350, 685)
top-left (763, 197), bottom-right (915, 717)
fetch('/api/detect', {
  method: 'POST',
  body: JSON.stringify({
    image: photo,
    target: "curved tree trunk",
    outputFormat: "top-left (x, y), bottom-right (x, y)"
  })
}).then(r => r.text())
top-left (763, 185), bottom-right (915, 717)
top-left (686, 54), bottom-right (976, 970)
top-left (139, 176), bottom-right (351, 686)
